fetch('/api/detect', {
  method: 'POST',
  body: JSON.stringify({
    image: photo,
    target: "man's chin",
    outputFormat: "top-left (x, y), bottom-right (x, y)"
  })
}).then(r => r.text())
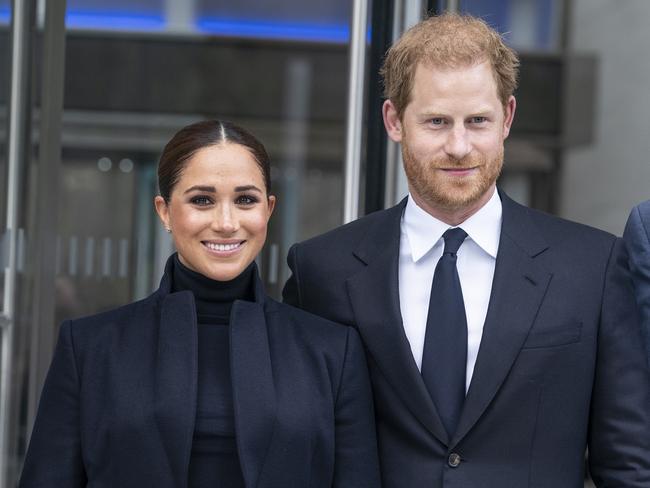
top-left (425, 185), bottom-right (491, 213)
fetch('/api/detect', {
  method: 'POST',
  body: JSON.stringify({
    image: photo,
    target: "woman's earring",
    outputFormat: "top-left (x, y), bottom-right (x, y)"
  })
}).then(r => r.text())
top-left (165, 227), bottom-right (171, 233)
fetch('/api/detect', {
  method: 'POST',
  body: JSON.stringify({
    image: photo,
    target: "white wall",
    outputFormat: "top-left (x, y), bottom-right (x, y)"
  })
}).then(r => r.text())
top-left (561, 0), bottom-right (650, 235)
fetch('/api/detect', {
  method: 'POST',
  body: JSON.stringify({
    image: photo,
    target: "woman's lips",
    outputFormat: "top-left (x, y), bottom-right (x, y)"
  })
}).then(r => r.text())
top-left (202, 240), bottom-right (245, 256)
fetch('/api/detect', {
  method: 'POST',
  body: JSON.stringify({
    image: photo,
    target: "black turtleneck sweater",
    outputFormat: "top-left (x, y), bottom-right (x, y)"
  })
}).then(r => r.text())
top-left (172, 255), bottom-right (252, 488)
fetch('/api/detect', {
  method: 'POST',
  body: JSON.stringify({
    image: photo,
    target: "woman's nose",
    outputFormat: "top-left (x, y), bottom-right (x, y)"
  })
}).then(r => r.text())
top-left (212, 205), bottom-right (239, 233)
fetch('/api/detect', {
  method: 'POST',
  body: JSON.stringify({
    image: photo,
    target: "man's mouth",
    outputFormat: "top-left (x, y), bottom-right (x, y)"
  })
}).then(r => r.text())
top-left (440, 167), bottom-right (478, 175)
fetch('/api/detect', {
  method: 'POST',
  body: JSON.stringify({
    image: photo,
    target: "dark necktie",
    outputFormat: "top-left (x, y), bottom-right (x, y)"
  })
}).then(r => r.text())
top-left (421, 227), bottom-right (468, 438)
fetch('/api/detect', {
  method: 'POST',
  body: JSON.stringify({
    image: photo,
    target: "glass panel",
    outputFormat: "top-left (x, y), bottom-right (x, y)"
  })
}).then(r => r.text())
top-left (460, 0), bottom-right (563, 52)
top-left (0, 0), bottom-right (9, 25)
top-left (0, 0), bottom-right (360, 480)
top-left (59, 0), bottom-right (352, 304)
top-left (197, 0), bottom-right (351, 42)
top-left (0, 17), bottom-right (8, 311)
top-left (66, 0), bottom-right (166, 31)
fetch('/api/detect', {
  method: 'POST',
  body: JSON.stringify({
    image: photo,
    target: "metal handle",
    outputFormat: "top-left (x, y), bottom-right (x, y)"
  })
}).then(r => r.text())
top-left (1, 0), bottom-right (35, 485)
top-left (343, 0), bottom-right (369, 223)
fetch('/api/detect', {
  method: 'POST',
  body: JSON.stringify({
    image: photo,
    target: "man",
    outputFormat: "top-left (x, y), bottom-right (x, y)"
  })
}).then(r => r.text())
top-left (283, 13), bottom-right (650, 487)
top-left (624, 200), bottom-right (650, 366)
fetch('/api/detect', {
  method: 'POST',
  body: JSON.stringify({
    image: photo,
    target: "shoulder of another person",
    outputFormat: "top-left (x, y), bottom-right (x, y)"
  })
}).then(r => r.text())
top-left (267, 298), bottom-right (352, 340)
top-left (296, 201), bottom-right (404, 253)
top-left (634, 199), bottom-right (650, 222)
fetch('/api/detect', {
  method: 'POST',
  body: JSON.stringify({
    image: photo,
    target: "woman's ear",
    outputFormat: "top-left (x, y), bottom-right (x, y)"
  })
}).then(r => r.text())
top-left (267, 195), bottom-right (276, 218)
top-left (154, 195), bottom-right (171, 231)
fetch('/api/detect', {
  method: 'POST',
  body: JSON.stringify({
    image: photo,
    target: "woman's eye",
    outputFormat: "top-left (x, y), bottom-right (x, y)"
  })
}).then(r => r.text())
top-left (236, 194), bottom-right (259, 205)
top-left (190, 196), bottom-right (212, 206)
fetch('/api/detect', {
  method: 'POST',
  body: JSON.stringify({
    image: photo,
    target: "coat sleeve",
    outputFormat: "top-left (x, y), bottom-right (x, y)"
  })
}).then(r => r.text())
top-left (282, 243), bottom-right (302, 308)
top-left (19, 321), bottom-right (87, 488)
top-left (588, 238), bottom-right (650, 486)
top-left (332, 327), bottom-right (381, 488)
top-left (623, 203), bottom-right (650, 366)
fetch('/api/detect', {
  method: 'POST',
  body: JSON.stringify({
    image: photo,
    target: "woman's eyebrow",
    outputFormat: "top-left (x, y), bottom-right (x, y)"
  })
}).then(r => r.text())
top-left (184, 185), bottom-right (216, 194)
top-left (234, 185), bottom-right (262, 193)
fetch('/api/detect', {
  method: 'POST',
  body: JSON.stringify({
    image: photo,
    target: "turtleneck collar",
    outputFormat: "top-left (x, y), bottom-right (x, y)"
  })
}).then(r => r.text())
top-left (171, 254), bottom-right (255, 324)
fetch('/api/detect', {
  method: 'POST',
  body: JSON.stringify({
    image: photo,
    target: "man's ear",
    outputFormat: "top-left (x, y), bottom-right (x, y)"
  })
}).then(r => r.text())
top-left (502, 95), bottom-right (517, 139)
top-left (383, 99), bottom-right (403, 143)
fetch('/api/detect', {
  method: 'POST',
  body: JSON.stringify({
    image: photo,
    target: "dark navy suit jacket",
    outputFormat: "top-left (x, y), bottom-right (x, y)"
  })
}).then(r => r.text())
top-left (283, 191), bottom-right (650, 488)
top-left (20, 260), bottom-right (380, 488)
top-left (624, 199), bottom-right (650, 367)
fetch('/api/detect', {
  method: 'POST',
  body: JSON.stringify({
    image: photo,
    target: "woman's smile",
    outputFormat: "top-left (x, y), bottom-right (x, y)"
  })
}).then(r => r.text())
top-left (155, 142), bottom-right (275, 282)
top-left (202, 240), bottom-right (246, 255)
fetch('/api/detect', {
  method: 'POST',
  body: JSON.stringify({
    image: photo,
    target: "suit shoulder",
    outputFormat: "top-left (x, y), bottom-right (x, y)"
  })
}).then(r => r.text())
top-left (266, 297), bottom-right (356, 342)
top-left (634, 199), bottom-right (650, 214)
top-left (630, 200), bottom-right (650, 226)
top-left (521, 204), bottom-right (617, 248)
top-left (295, 204), bottom-right (401, 253)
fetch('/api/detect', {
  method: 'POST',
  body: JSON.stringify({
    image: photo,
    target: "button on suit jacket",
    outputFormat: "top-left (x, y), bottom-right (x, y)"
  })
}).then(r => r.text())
top-left (283, 191), bottom-right (650, 488)
top-left (20, 259), bottom-right (380, 488)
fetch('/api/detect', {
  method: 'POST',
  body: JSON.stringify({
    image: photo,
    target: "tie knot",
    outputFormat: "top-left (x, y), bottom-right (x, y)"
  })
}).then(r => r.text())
top-left (442, 228), bottom-right (467, 255)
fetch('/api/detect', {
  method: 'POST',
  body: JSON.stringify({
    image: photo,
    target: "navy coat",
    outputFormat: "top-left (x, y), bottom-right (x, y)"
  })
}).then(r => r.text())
top-left (284, 191), bottom-right (650, 487)
top-left (624, 199), bottom-right (650, 366)
top-left (20, 260), bottom-right (380, 487)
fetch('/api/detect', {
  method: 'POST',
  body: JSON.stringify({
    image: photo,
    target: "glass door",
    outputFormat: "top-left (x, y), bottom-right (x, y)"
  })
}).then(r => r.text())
top-left (0, 0), bottom-right (367, 483)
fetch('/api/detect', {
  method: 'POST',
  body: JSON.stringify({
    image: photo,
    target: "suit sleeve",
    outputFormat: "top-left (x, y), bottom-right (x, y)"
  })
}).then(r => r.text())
top-left (283, 243), bottom-right (302, 308)
top-left (623, 204), bottom-right (650, 365)
top-left (19, 321), bottom-right (87, 488)
top-left (588, 238), bottom-right (650, 486)
top-left (332, 327), bottom-right (381, 488)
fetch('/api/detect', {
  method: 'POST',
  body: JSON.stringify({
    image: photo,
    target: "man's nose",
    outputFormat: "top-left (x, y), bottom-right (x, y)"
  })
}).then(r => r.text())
top-left (443, 126), bottom-right (471, 161)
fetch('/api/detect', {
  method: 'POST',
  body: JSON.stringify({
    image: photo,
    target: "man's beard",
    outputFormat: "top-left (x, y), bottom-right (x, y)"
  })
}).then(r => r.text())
top-left (402, 145), bottom-right (504, 213)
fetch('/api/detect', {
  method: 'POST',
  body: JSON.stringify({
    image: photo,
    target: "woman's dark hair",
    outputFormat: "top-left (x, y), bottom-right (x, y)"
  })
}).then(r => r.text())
top-left (158, 120), bottom-right (272, 202)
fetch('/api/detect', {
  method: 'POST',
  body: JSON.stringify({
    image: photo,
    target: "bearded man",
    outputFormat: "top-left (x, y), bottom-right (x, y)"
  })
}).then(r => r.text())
top-left (283, 13), bottom-right (650, 488)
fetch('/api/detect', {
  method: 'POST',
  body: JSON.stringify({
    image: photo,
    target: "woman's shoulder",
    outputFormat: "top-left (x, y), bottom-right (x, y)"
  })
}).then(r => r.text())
top-left (66, 292), bottom-right (160, 337)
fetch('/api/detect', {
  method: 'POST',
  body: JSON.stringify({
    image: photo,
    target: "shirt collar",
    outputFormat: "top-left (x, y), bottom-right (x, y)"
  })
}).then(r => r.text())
top-left (402, 188), bottom-right (502, 262)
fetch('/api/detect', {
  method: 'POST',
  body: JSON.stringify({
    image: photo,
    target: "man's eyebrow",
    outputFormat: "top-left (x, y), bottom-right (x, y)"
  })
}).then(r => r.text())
top-left (184, 185), bottom-right (216, 194)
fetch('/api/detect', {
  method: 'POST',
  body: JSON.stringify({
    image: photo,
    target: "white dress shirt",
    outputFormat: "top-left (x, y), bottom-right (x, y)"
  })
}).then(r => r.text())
top-left (398, 189), bottom-right (502, 391)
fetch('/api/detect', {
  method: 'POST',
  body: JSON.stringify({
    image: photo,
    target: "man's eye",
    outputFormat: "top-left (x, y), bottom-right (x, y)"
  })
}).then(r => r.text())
top-left (471, 116), bottom-right (487, 123)
top-left (190, 196), bottom-right (212, 206)
top-left (430, 118), bottom-right (444, 125)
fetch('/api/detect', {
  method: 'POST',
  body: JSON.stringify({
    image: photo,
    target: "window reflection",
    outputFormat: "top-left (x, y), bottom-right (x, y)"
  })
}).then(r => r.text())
top-left (461, 0), bottom-right (562, 52)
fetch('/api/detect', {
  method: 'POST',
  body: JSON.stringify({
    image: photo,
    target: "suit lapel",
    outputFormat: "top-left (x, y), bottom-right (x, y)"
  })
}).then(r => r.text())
top-left (347, 199), bottom-right (449, 445)
top-left (452, 193), bottom-right (552, 445)
top-left (230, 274), bottom-right (276, 488)
top-left (155, 289), bottom-right (197, 487)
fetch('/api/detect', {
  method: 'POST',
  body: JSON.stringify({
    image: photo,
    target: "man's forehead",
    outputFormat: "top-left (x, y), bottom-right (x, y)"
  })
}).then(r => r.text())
top-left (404, 61), bottom-right (503, 116)
top-left (416, 57), bottom-right (491, 75)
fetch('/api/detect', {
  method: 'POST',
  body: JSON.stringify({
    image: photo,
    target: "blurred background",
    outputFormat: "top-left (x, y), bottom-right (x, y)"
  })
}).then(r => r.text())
top-left (0, 0), bottom-right (647, 485)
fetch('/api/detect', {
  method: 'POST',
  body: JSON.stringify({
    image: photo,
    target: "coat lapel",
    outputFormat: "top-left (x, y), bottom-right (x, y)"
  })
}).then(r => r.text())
top-left (452, 192), bottom-right (552, 446)
top-left (230, 273), bottom-right (276, 488)
top-left (155, 288), bottom-right (198, 487)
top-left (346, 199), bottom-right (450, 445)
top-left (153, 257), bottom-right (276, 488)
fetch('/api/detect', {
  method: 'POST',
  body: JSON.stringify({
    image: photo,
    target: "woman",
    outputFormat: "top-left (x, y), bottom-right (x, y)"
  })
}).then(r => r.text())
top-left (20, 120), bottom-right (380, 487)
